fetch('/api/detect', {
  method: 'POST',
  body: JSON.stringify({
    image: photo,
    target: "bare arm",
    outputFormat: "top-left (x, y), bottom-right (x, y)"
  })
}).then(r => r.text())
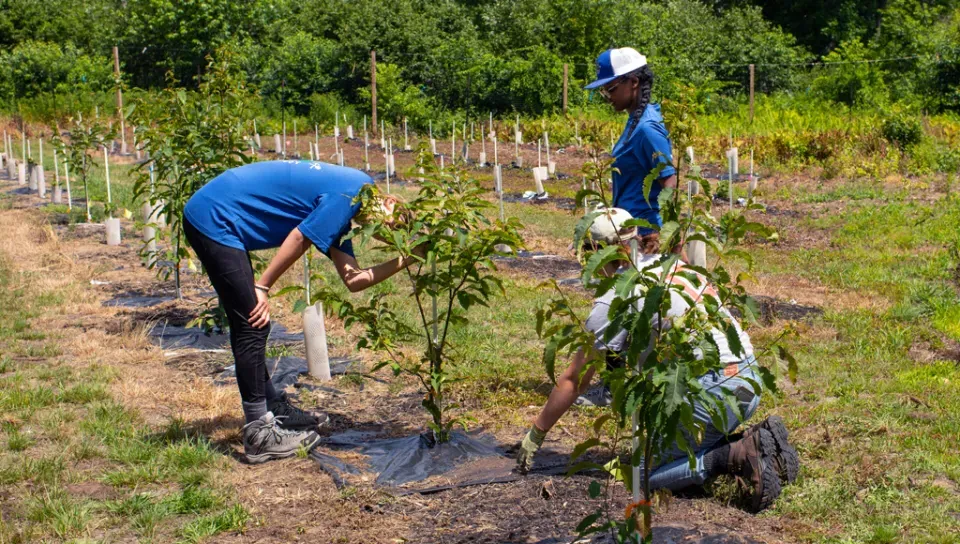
top-left (247, 228), bottom-right (313, 328)
top-left (329, 245), bottom-right (422, 293)
top-left (533, 347), bottom-right (599, 432)
top-left (257, 227), bottom-right (312, 289)
top-left (660, 174), bottom-right (677, 189)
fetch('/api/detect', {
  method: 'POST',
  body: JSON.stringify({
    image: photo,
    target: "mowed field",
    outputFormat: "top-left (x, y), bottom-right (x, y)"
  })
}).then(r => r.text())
top-left (0, 132), bottom-right (958, 543)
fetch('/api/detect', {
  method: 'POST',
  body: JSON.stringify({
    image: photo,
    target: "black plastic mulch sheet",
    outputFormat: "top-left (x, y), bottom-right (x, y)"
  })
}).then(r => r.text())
top-left (310, 429), bottom-right (572, 495)
top-left (148, 322), bottom-right (305, 351)
top-left (216, 355), bottom-right (360, 390)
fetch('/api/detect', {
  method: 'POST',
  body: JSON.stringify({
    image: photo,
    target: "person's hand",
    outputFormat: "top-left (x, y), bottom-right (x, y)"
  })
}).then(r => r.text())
top-left (516, 424), bottom-right (547, 474)
top-left (249, 286), bottom-right (271, 329)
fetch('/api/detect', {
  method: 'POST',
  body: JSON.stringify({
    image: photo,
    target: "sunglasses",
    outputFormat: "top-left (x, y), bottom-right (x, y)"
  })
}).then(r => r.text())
top-left (599, 78), bottom-right (624, 99)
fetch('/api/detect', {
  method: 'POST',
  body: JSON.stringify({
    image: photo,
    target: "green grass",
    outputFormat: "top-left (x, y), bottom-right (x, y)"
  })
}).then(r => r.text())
top-left (331, 172), bottom-right (960, 540)
top-left (0, 251), bottom-right (246, 541)
top-left (7, 135), bottom-right (960, 541)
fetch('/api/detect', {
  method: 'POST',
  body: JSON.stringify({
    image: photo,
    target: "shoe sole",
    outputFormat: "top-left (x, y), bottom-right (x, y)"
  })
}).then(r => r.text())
top-left (750, 416), bottom-right (799, 484)
top-left (752, 429), bottom-right (783, 513)
top-left (244, 433), bottom-right (321, 465)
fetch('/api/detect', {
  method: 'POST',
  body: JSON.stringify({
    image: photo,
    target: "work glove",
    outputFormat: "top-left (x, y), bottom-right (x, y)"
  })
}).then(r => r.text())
top-left (516, 424), bottom-right (547, 474)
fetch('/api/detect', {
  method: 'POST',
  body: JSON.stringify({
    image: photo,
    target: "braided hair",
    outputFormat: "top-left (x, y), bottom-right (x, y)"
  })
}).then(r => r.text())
top-left (626, 65), bottom-right (655, 135)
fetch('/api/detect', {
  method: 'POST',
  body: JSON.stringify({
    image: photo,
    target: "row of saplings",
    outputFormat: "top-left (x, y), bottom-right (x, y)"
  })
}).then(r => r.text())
top-left (25, 86), bottom-right (796, 541)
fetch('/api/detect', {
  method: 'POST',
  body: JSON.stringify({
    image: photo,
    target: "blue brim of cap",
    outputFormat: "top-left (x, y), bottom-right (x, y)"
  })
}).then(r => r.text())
top-left (584, 75), bottom-right (618, 90)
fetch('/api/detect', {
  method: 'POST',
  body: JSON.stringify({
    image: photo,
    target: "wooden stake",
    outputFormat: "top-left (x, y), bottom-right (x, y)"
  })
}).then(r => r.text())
top-left (749, 64), bottom-right (755, 124)
top-left (563, 63), bottom-right (569, 114)
top-left (371, 50), bottom-right (378, 136)
top-left (113, 46), bottom-right (126, 154)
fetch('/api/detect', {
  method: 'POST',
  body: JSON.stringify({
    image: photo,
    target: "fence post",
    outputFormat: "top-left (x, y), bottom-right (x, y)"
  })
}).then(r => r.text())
top-left (371, 50), bottom-right (378, 137)
top-left (749, 63), bottom-right (755, 124)
top-left (563, 63), bottom-right (569, 114)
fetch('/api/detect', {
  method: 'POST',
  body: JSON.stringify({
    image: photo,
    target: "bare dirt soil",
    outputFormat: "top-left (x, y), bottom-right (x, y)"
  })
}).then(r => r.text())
top-left (0, 171), bottom-right (811, 543)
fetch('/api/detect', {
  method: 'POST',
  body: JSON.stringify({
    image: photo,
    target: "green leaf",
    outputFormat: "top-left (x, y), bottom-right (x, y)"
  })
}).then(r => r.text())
top-left (778, 346), bottom-right (799, 383)
top-left (571, 437), bottom-right (601, 461)
top-left (292, 299), bottom-right (307, 314)
top-left (592, 414), bottom-right (613, 435)
top-left (543, 336), bottom-right (559, 385)
top-left (581, 245), bottom-right (623, 284)
top-left (576, 512), bottom-right (602, 534)
top-left (660, 363), bottom-right (688, 415)
top-left (642, 161), bottom-right (668, 205)
top-left (724, 322), bottom-right (744, 358)
top-left (573, 210), bottom-right (603, 260)
top-left (566, 461), bottom-right (606, 476)
top-left (588, 480), bottom-right (602, 499)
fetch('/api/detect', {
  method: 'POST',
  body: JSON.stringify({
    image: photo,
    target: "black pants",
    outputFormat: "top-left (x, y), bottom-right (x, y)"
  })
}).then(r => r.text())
top-left (184, 219), bottom-right (275, 406)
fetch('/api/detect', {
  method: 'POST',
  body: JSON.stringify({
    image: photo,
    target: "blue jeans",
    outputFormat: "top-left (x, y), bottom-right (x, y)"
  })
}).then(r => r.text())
top-left (646, 357), bottom-right (762, 491)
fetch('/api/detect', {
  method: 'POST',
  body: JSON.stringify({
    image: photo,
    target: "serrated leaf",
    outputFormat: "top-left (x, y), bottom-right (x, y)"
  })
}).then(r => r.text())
top-left (724, 322), bottom-right (744, 358)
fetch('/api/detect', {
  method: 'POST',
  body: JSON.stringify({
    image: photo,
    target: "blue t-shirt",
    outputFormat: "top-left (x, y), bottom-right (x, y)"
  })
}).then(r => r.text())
top-left (184, 161), bottom-right (371, 256)
top-left (611, 104), bottom-right (676, 234)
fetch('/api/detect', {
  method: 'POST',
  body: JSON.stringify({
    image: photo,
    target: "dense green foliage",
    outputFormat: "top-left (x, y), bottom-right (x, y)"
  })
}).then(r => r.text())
top-left (2, 0), bottom-right (959, 120)
top-left (130, 48), bottom-right (254, 298)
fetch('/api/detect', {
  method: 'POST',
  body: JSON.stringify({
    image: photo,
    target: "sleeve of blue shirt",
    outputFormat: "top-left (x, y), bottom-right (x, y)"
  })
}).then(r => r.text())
top-left (634, 125), bottom-right (676, 180)
top-left (297, 192), bottom-right (360, 258)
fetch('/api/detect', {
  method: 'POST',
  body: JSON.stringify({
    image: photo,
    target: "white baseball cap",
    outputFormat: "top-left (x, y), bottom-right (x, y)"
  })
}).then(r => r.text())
top-left (587, 207), bottom-right (636, 245)
top-left (585, 48), bottom-right (648, 90)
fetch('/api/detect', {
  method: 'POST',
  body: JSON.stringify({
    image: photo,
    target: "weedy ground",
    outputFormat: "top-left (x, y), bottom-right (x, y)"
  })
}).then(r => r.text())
top-left (0, 133), bottom-right (957, 543)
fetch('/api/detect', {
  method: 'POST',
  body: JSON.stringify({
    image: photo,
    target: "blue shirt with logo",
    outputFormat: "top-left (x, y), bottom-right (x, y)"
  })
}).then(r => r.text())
top-left (611, 104), bottom-right (675, 234)
top-left (184, 161), bottom-right (371, 257)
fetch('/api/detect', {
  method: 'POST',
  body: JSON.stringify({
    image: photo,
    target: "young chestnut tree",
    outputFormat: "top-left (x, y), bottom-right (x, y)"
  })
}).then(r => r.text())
top-left (321, 147), bottom-right (523, 444)
top-left (130, 47), bottom-right (254, 299)
top-left (539, 119), bottom-right (794, 542)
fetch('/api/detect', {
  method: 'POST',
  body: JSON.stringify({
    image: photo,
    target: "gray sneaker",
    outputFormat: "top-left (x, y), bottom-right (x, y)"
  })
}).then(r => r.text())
top-left (574, 384), bottom-right (612, 407)
top-left (242, 412), bottom-right (321, 464)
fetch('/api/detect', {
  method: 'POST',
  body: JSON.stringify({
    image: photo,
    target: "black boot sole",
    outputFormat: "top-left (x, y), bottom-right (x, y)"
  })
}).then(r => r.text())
top-left (751, 415), bottom-right (799, 484)
top-left (751, 428), bottom-right (783, 513)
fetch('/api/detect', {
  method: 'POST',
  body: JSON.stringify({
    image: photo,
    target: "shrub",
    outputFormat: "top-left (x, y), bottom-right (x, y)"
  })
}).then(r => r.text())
top-left (882, 114), bottom-right (923, 150)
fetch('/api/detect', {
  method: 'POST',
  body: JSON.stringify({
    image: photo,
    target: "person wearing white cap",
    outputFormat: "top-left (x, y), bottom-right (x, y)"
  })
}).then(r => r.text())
top-left (585, 47), bottom-right (676, 254)
top-left (513, 210), bottom-right (799, 512)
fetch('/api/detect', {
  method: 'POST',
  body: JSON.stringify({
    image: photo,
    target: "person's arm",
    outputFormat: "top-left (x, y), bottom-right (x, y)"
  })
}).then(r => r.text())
top-left (517, 347), bottom-right (599, 473)
top-left (248, 227), bottom-right (313, 329)
top-left (660, 174), bottom-right (677, 189)
top-left (328, 244), bottom-right (423, 293)
top-left (257, 227), bottom-right (312, 289)
top-left (534, 347), bottom-right (599, 432)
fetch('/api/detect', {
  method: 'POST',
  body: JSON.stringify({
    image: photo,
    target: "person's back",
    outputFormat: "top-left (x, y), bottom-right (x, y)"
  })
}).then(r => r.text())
top-left (588, 258), bottom-right (754, 363)
top-left (185, 160), bottom-right (371, 254)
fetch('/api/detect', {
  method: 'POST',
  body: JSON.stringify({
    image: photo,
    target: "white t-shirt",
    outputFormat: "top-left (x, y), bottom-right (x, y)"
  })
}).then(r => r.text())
top-left (585, 255), bottom-right (754, 363)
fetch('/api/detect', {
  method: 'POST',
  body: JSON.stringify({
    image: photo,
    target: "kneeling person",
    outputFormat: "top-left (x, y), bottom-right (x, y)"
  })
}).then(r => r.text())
top-left (516, 210), bottom-right (799, 511)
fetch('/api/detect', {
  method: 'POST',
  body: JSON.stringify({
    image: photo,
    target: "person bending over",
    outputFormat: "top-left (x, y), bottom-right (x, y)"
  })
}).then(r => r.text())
top-left (183, 160), bottom-right (418, 463)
